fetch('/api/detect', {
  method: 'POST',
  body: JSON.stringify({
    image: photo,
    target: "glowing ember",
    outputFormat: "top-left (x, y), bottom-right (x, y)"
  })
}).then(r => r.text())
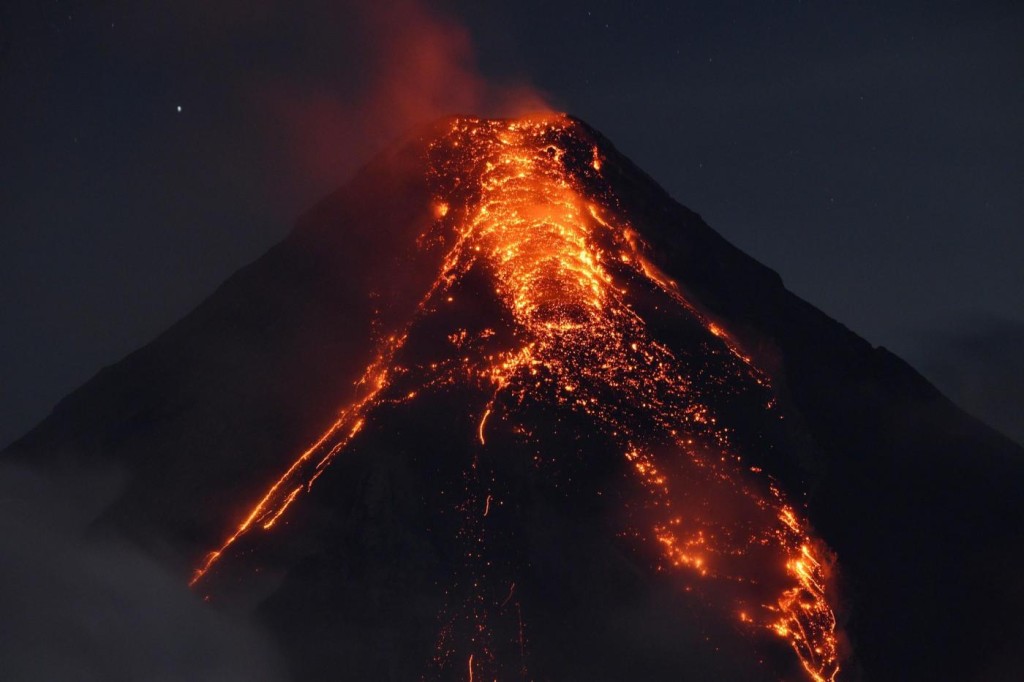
top-left (192, 113), bottom-right (841, 681)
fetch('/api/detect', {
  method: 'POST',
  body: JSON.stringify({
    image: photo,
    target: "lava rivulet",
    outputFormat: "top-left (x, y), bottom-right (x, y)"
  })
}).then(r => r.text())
top-left (192, 114), bottom-right (841, 681)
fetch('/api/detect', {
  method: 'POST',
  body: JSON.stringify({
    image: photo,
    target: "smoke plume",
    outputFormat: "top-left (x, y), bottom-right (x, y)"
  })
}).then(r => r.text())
top-left (254, 0), bottom-right (548, 204)
top-left (0, 462), bottom-right (289, 682)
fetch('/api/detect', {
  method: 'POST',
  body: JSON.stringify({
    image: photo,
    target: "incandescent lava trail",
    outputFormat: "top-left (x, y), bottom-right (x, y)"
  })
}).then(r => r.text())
top-left (191, 114), bottom-right (842, 681)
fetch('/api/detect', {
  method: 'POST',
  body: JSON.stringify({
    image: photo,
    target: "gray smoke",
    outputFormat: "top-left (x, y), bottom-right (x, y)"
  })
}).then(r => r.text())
top-left (0, 463), bottom-right (289, 682)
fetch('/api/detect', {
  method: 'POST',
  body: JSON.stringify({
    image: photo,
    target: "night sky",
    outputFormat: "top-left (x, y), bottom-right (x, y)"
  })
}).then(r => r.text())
top-left (2, 0), bottom-right (1022, 448)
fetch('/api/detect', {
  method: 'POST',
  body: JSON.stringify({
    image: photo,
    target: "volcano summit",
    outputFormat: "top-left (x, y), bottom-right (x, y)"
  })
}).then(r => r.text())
top-left (9, 114), bottom-right (1024, 681)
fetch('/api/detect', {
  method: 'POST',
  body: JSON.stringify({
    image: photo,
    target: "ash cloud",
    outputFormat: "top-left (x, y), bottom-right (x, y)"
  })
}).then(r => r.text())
top-left (249, 0), bottom-right (549, 206)
top-left (0, 462), bottom-right (289, 682)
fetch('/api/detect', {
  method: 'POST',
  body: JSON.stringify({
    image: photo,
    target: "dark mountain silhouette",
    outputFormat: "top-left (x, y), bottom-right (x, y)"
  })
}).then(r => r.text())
top-left (7, 115), bottom-right (1023, 682)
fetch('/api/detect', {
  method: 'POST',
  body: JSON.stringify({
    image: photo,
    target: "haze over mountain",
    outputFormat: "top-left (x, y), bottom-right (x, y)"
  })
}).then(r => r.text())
top-left (6, 115), bottom-right (1022, 681)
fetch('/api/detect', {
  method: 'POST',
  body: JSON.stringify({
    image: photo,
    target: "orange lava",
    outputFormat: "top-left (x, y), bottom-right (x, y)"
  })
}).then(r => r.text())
top-left (192, 114), bottom-right (841, 681)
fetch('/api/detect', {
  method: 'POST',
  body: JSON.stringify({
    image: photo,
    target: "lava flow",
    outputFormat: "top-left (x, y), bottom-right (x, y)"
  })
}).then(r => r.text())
top-left (191, 113), bottom-right (842, 681)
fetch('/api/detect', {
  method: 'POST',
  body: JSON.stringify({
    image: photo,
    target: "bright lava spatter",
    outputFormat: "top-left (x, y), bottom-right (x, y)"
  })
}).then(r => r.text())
top-left (191, 114), bottom-right (842, 681)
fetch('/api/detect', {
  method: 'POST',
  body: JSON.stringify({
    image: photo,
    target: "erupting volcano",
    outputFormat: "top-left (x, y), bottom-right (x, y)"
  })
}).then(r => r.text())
top-left (10, 113), bottom-right (1024, 682)
top-left (188, 114), bottom-right (839, 681)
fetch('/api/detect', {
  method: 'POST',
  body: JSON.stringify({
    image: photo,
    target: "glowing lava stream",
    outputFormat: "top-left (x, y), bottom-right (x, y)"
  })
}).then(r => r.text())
top-left (192, 114), bottom-right (841, 681)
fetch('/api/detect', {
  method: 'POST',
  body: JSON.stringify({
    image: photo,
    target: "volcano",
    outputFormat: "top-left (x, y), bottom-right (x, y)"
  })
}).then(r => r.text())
top-left (7, 114), bottom-right (1023, 681)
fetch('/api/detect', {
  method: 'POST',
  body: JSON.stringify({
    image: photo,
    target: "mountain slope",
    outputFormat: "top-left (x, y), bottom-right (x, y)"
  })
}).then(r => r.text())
top-left (8, 114), bottom-right (1023, 681)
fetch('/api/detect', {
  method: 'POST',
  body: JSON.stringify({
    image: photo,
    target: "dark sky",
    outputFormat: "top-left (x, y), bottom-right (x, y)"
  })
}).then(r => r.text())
top-left (2, 0), bottom-right (1021, 448)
